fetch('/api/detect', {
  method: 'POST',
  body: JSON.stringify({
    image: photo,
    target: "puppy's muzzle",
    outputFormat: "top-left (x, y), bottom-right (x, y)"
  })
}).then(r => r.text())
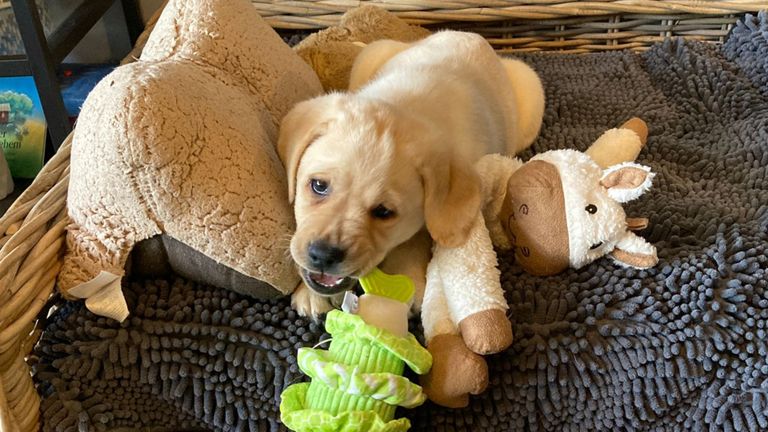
top-left (303, 240), bottom-right (356, 296)
top-left (308, 240), bottom-right (346, 271)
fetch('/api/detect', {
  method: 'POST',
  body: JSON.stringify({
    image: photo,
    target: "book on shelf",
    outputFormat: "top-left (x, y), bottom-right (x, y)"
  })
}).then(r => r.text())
top-left (0, 75), bottom-right (46, 179)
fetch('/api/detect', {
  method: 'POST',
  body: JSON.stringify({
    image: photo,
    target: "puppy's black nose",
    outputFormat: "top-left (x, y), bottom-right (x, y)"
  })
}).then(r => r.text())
top-left (307, 241), bottom-right (346, 271)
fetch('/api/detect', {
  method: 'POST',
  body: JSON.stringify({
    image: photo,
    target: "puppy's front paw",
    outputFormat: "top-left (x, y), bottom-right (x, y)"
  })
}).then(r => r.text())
top-left (291, 282), bottom-right (334, 319)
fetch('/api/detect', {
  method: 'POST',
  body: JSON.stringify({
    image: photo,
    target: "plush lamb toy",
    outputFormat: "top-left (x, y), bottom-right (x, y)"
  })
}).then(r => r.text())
top-left (487, 118), bottom-right (658, 276)
top-left (420, 118), bottom-right (656, 407)
top-left (420, 213), bottom-right (513, 408)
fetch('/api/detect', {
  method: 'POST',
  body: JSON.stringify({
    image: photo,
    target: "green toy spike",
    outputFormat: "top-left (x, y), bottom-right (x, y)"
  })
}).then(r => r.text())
top-left (280, 268), bottom-right (432, 432)
top-left (358, 268), bottom-right (414, 303)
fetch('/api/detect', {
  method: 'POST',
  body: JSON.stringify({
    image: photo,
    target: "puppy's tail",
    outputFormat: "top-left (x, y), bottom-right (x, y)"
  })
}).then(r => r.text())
top-left (501, 58), bottom-right (545, 154)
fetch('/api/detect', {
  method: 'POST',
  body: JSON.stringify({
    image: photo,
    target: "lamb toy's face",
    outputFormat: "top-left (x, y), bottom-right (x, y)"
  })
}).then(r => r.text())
top-left (564, 168), bottom-right (628, 268)
top-left (501, 150), bottom-right (657, 276)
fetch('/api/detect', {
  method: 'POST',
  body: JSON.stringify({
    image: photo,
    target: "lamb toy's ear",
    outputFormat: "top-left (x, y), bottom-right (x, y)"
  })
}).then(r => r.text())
top-left (609, 231), bottom-right (658, 269)
top-left (600, 162), bottom-right (654, 203)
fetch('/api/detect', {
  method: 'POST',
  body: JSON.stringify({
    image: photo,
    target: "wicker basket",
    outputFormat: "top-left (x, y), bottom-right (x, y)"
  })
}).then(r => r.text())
top-left (255, 0), bottom-right (767, 52)
top-left (0, 1), bottom-right (764, 430)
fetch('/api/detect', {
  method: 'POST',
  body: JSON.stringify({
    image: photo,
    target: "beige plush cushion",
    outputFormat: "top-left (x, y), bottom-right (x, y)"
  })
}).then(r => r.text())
top-left (294, 5), bottom-right (430, 91)
top-left (59, 0), bottom-right (322, 299)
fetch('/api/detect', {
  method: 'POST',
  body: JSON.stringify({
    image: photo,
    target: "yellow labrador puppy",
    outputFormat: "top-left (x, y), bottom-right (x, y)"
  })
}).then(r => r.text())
top-left (278, 31), bottom-right (545, 316)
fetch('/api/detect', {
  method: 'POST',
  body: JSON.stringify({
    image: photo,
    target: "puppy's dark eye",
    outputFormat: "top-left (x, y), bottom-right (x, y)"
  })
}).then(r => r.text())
top-left (310, 179), bottom-right (329, 196)
top-left (585, 204), bottom-right (597, 214)
top-left (371, 204), bottom-right (396, 220)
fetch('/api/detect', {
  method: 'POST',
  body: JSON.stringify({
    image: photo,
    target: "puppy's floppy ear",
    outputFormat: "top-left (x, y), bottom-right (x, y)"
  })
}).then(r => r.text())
top-left (277, 94), bottom-right (342, 202)
top-left (419, 152), bottom-right (482, 248)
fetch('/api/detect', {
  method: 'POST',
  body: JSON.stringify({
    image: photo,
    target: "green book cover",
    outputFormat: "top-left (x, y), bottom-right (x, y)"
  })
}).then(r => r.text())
top-left (0, 76), bottom-right (46, 178)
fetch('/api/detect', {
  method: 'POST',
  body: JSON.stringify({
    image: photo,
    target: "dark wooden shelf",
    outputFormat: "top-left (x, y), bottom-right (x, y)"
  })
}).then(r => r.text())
top-left (0, 55), bottom-right (31, 76)
top-left (48, 0), bottom-right (117, 64)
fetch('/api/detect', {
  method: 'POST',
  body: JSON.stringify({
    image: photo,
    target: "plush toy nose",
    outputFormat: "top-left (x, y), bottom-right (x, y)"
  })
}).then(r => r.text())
top-left (307, 240), bottom-right (346, 271)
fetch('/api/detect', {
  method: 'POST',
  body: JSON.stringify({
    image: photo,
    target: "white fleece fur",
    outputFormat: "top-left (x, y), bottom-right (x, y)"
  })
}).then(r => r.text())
top-left (422, 214), bottom-right (508, 342)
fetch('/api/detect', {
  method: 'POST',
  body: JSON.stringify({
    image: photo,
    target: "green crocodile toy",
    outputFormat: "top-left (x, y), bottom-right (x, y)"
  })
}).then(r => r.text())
top-left (280, 268), bottom-right (433, 432)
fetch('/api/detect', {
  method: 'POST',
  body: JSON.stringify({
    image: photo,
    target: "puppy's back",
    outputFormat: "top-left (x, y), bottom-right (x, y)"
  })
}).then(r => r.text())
top-left (361, 31), bottom-right (522, 158)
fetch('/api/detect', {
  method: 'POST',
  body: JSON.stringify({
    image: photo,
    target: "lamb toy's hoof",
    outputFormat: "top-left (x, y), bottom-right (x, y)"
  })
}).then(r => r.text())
top-left (421, 334), bottom-right (488, 408)
top-left (459, 309), bottom-right (513, 355)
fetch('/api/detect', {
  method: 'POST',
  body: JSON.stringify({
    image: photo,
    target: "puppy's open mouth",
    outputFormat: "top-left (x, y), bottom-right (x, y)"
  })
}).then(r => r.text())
top-left (302, 268), bottom-right (357, 296)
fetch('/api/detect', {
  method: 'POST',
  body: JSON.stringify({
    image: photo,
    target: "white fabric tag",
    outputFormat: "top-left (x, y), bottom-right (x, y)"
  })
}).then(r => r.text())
top-left (341, 291), bottom-right (359, 314)
top-left (68, 271), bottom-right (129, 322)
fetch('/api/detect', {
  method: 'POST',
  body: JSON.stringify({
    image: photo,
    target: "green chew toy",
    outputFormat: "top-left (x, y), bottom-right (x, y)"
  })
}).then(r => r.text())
top-left (280, 268), bottom-right (432, 432)
top-left (358, 268), bottom-right (415, 303)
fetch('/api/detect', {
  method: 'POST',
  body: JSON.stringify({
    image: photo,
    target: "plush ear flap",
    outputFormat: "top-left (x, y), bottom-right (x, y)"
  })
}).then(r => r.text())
top-left (600, 162), bottom-right (654, 203)
top-left (420, 152), bottom-right (482, 248)
top-left (277, 94), bottom-right (343, 202)
top-left (626, 217), bottom-right (649, 231)
top-left (608, 231), bottom-right (658, 269)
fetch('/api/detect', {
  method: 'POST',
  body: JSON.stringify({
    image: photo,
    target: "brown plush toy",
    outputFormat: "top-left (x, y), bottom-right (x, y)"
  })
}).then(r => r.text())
top-left (293, 5), bottom-right (430, 91)
top-left (59, 0), bottom-right (323, 321)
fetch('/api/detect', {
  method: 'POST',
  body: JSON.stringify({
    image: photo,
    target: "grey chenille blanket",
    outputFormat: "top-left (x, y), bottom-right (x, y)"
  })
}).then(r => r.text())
top-left (34, 12), bottom-right (768, 432)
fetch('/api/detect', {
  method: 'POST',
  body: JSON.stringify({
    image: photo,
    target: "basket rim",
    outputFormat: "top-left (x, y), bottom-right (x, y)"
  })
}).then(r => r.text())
top-left (251, 0), bottom-right (767, 29)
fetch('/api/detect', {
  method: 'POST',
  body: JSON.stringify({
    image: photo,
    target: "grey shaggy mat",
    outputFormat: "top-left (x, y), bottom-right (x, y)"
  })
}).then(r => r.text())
top-left (34, 12), bottom-right (768, 432)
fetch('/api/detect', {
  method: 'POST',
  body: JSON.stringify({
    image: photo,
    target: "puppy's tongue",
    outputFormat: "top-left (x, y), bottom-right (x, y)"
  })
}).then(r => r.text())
top-left (310, 272), bottom-right (344, 287)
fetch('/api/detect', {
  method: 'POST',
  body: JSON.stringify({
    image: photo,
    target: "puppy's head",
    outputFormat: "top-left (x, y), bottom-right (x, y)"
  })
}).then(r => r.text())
top-left (278, 93), bottom-right (481, 296)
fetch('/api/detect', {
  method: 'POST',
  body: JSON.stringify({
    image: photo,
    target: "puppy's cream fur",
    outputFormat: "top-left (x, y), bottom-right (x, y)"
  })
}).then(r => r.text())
top-left (278, 31), bottom-right (545, 316)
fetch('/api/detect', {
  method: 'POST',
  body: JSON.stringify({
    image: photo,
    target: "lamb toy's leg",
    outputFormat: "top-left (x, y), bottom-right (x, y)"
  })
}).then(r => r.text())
top-left (436, 214), bottom-right (513, 354)
top-left (421, 258), bottom-right (457, 341)
top-left (420, 257), bottom-right (489, 408)
top-left (585, 117), bottom-right (648, 169)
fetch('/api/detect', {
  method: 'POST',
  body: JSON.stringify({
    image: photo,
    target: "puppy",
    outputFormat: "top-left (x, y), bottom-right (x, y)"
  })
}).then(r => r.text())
top-left (278, 31), bottom-right (545, 317)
